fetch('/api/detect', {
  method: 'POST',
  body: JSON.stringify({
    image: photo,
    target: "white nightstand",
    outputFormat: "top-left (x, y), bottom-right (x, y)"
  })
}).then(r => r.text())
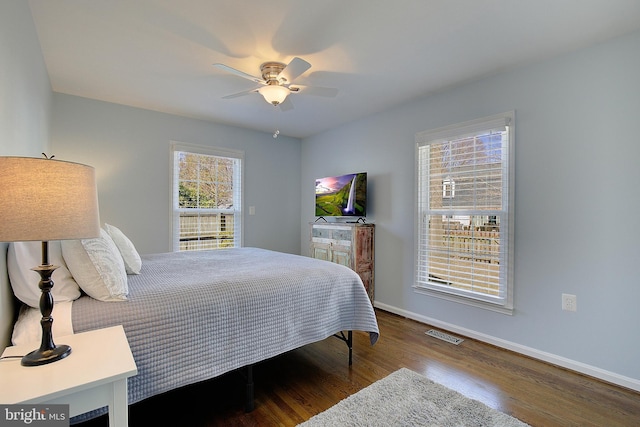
top-left (0, 325), bottom-right (137, 427)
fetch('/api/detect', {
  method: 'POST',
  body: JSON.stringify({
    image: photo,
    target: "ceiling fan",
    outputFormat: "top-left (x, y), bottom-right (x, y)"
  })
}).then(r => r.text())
top-left (213, 57), bottom-right (338, 110)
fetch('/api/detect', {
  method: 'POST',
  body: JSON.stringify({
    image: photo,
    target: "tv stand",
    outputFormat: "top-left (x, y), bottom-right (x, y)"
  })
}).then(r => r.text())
top-left (309, 222), bottom-right (375, 303)
top-left (346, 217), bottom-right (366, 224)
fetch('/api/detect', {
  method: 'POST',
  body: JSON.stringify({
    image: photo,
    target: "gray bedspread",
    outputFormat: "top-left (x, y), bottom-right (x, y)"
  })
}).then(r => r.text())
top-left (70, 248), bottom-right (379, 422)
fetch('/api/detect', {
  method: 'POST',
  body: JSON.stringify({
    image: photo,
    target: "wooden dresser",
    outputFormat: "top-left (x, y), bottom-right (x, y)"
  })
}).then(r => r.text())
top-left (310, 222), bottom-right (375, 303)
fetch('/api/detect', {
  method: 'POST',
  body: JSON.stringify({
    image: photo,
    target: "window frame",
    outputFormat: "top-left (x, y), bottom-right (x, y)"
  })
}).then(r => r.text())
top-left (442, 177), bottom-right (455, 199)
top-left (414, 112), bottom-right (515, 315)
top-left (170, 141), bottom-right (244, 252)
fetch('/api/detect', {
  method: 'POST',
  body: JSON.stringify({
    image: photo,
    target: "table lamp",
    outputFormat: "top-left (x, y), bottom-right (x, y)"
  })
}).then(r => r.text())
top-left (0, 155), bottom-right (100, 366)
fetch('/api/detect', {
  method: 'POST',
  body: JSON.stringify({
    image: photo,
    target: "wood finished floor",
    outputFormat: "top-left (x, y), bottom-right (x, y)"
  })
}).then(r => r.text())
top-left (78, 309), bottom-right (640, 426)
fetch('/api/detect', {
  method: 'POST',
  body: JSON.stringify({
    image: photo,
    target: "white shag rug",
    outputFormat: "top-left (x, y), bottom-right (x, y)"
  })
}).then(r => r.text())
top-left (298, 368), bottom-right (529, 427)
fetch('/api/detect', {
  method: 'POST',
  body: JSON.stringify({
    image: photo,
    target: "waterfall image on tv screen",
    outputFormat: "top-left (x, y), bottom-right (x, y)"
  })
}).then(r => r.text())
top-left (315, 172), bottom-right (367, 217)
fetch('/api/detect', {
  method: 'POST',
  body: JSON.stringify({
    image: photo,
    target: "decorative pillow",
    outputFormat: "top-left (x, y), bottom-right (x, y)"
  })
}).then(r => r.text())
top-left (8, 241), bottom-right (81, 308)
top-left (61, 228), bottom-right (128, 302)
top-left (103, 223), bottom-right (142, 275)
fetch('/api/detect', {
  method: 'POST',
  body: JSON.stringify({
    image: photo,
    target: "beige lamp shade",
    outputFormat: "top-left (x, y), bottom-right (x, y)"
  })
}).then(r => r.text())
top-left (0, 157), bottom-right (100, 242)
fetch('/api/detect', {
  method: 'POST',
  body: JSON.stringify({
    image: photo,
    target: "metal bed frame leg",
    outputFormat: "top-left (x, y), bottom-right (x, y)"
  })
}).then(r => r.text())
top-left (245, 364), bottom-right (254, 412)
top-left (333, 330), bottom-right (353, 366)
top-left (242, 331), bottom-right (352, 412)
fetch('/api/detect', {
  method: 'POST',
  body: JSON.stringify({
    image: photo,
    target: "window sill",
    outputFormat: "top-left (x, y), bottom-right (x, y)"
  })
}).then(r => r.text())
top-left (413, 285), bottom-right (514, 315)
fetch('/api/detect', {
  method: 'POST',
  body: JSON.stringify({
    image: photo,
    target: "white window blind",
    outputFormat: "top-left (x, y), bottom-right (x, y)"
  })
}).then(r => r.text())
top-left (415, 112), bottom-right (514, 313)
top-left (170, 142), bottom-right (243, 251)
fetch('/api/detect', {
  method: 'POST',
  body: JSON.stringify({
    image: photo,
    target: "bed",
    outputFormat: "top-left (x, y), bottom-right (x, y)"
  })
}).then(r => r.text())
top-left (0, 242), bottom-right (379, 423)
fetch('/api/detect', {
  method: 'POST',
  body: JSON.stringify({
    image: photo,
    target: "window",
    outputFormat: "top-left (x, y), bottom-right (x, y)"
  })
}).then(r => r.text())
top-left (415, 112), bottom-right (514, 313)
top-left (442, 178), bottom-right (455, 199)
top-left (171, 142), bottom-right (243, 251)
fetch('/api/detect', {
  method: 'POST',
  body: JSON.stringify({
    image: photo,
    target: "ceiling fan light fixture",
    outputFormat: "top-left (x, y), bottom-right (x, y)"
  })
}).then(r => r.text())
top-left (258, 84), bottom-right (290, 106)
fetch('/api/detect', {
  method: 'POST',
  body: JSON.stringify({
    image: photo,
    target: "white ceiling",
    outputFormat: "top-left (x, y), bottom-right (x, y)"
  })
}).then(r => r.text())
top-left (28, 0), bottom-right (640, 139)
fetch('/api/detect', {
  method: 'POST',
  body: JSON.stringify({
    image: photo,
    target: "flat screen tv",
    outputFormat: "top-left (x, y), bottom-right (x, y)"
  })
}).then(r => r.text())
top-left (315, 172), bottom-right (367, 217)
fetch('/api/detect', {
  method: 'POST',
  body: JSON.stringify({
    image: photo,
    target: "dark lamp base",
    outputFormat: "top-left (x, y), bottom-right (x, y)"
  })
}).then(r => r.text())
top-left (21, 344), bottom-right (72, 366)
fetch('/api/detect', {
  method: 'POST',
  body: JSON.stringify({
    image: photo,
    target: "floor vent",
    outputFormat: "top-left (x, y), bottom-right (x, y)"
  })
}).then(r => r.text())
top-left (425, 329), bottom-right (464, 345)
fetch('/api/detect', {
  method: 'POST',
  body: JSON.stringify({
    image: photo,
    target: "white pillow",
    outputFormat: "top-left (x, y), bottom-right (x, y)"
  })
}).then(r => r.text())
top-left (103, 223), bottom-right (142, 275)
top-left (61, 228), bottom-right (128, 302)
top-left (12, 301), bottom-right (74, 346)
top-left (8, 241), bottom-right (82, 308)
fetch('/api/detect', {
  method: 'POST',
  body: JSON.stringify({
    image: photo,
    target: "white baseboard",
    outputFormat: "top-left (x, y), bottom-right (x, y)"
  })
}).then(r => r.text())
top-left (374, 301), bottom-right (640, 393)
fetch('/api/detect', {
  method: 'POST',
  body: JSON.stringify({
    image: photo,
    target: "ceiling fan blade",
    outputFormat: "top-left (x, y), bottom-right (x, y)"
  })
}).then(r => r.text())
top-left (279, 96), bottom-right (294, 111)
top-left (222, 87), bottom-right (260, 99)
top-left (213, 63), bottom-right (264, 84)
top-left (278, 57), bottom-right (311, 84)
top-left (290, 85), bottom-right (338, 97)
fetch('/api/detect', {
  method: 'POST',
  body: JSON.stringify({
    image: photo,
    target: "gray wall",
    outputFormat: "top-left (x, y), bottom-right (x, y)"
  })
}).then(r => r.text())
top-left (301, 31), bottom-right (640, 388)
top-left (51, 94), bottom-right (302, 255)
top-left (0, 0), bottom-right (51, 156)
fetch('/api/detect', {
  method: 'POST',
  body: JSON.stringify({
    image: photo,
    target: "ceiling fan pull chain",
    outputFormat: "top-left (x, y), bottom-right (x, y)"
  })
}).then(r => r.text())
top-left (273, 104), bottom-right (281, 139)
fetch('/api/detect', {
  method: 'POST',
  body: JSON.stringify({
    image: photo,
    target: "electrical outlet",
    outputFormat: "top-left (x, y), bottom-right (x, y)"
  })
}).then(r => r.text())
top-left (562, 293), bottom-right (577, 312)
